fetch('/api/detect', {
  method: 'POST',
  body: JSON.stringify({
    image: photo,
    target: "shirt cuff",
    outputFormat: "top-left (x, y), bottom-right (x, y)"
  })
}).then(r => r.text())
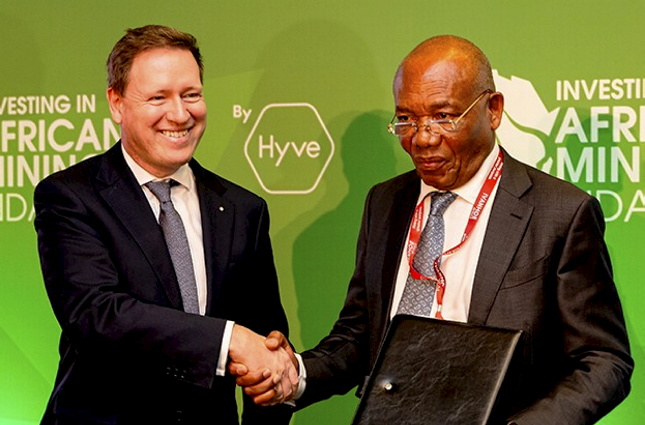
top-left (294, 352), bottom-right (308, 400)
top-left (216, 320), bottom-right (235, 376)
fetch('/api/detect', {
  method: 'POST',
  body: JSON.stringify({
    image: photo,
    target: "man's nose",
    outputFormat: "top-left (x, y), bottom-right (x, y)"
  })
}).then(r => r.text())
top-left (166, 97), bottom-right (191, 123)
top-left (412, 127), bottom-right (442, 148)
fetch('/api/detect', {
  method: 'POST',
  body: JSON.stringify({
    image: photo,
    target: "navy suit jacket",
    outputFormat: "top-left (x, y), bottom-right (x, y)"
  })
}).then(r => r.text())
top-left (299, 149), bottom-right (633, 424)
top-left (34, 142), bottom-right (291, 424)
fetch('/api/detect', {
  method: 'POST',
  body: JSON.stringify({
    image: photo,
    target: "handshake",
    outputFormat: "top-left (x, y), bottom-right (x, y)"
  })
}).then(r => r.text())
top-left (228, 324), bottom-right (299, 406)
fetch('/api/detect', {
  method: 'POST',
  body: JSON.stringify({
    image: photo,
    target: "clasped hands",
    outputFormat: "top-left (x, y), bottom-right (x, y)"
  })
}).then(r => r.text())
top-left (228, 325), bottom-right (298, 406)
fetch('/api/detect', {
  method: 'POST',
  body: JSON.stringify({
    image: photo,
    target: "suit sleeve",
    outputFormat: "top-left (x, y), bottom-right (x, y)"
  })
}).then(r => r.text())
top-left (34, 175), bottom-right (226, 389)
top-left (509, 196), bottom-right (633, 424)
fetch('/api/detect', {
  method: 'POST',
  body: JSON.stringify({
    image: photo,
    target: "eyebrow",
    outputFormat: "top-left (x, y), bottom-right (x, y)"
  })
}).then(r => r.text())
top-left (395, 100), bottom-right (455, 114)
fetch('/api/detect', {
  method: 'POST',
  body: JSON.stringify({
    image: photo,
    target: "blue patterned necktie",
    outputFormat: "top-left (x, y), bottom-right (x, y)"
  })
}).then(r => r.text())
top-left (146, 180), bottom-right (200, 314)
top-left (397, 191), bottom-right (457, 317)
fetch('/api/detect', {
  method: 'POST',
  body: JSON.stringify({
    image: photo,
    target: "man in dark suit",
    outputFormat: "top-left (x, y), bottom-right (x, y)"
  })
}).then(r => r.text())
top-left (34, 25), bottom-right (296, 424)
top-left (235, 35), bottom-right (633, 424)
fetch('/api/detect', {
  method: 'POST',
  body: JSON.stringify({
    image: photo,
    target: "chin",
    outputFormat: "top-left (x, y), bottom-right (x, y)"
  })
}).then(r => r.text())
top-left (166, 147), bottom-right (196, 164)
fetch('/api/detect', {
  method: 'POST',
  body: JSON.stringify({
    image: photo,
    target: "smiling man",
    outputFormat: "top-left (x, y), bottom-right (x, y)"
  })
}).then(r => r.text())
top-left (34, 25), bottom-right (295, 424)
top-left (107, 47), bottom-right (207, 178)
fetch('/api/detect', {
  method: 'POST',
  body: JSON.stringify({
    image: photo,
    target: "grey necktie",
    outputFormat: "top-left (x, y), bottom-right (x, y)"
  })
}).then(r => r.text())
top-left (146, 180), bottom-right (200, 314)
top-left (398, 191), bottom-right (457, 317)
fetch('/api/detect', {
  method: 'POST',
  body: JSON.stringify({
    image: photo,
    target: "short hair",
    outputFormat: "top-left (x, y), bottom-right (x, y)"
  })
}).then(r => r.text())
top-left (106, 24), bottom-right (203, 96)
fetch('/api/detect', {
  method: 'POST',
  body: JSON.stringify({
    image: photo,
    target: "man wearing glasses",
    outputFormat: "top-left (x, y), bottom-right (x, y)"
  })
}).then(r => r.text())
top-left (235, 35), bottom-right (633, 424)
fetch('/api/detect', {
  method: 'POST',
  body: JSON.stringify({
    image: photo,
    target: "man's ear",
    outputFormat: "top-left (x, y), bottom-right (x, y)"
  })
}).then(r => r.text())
top-left (488, 91), bottom-right (504, 131)
top-left (106, 87), bottom-right (123, 124)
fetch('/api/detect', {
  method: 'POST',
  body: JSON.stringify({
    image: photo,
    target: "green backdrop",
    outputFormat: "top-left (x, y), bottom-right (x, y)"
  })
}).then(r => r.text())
top-left (1, 1), bottom-right (643, 424)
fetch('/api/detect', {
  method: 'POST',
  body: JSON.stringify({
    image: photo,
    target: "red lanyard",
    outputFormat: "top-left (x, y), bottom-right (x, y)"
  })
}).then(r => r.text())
top-left (406, 149), bottom-right (504, 319)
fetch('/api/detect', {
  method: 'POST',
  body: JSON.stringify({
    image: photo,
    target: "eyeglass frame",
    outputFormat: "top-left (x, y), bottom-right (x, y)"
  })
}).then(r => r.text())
top-left (387, 89), bottom-right (493, 137)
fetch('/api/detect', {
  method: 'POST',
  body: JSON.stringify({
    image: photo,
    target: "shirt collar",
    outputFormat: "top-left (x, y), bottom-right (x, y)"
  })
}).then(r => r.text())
top-left (121, 144), bottom-right (195, 190)
top-left (419, 143), bottom-right (500, 205)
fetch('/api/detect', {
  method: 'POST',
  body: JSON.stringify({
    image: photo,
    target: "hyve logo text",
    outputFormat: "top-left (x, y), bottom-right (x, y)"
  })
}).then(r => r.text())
top-left (244, 103), bottom-right (334, 195)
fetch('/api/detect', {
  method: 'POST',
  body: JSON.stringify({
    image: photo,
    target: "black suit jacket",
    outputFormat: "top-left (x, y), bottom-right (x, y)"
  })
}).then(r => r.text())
top-left (299, 149), bottom-right (633, 424)
top-left (34, 143), bottom-right (291, 424)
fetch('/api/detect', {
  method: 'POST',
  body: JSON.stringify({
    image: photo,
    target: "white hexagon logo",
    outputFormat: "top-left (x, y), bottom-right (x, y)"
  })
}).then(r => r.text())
top-left (244, 103), bottom-right (335, 195)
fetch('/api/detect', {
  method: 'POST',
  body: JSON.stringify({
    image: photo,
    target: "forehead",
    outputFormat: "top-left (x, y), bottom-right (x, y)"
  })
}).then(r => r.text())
top-left (126, 48), bottom-right (201, 91)
top-left (394, 58), bottom-right (474, 111)
top-left (130, 48), bottom-right (197, 74)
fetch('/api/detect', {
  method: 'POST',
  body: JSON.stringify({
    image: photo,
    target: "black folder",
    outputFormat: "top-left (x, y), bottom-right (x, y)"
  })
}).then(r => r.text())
top-left (351, 315), bottom-right (521, 425)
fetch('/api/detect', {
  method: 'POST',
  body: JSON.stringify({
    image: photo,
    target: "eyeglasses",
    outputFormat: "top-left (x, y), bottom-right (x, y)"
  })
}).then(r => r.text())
top-left (387, 89), bottom-right (492, 137)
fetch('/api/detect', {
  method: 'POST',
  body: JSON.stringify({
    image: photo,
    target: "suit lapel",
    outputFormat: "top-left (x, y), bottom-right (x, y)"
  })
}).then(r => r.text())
top-left (468, 152), bottom-right (534, 324)
top-left (380, 172), bottom-right (420, 325)
top-left (94, 143), bottom-right (183, 309)
top-left (190, 160), bottom-right (233, 315)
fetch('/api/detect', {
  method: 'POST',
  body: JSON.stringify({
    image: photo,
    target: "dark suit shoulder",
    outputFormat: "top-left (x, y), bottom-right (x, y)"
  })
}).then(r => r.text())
top-left (189, 159), bottom-right (268, 209)
top-left (357, 170), bottom-right (420, 232)
top-left (368, 170), bottom-right (418, 198)
top-left (502, 152), bottom-right (595, 210)
top-left (526, 164), bottom-right (588, 196)
top-left (34, 152), bottom-right (117, 205)
top-left (39, 151), bottom-right (104, 184)
top-left (36, 143), bottom-right (129, 192)
top-left (372, 170), bottom-right (418, 190)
